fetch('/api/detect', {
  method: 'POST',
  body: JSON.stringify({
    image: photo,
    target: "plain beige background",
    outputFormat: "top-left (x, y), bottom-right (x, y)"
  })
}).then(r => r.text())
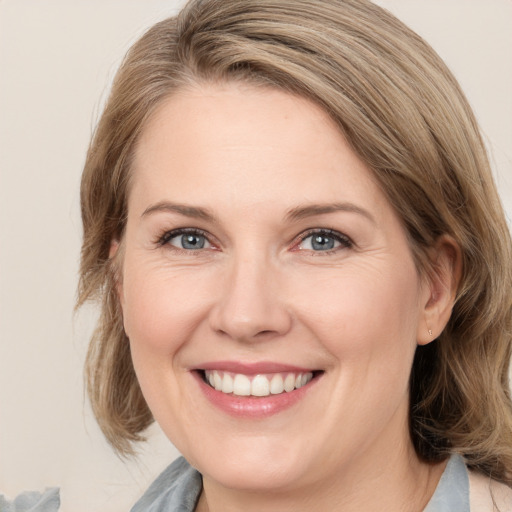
top-left (0, 1), bottom-right (511, 511)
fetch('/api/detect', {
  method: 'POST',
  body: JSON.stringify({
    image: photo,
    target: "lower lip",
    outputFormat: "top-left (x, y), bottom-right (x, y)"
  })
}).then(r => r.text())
top-left (192, 371), bottom-right (320, 419)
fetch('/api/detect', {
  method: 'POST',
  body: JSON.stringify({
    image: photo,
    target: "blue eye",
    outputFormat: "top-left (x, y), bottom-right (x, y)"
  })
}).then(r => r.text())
top-left (161, 230), bottom-right (212, 250)
top-left (298, 230), bottom-right (351, 252)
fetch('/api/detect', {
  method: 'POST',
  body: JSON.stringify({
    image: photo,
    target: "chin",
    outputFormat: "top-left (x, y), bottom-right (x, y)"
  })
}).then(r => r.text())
top-left (185, 435), bottom-right (319, 492)
top-left (204, 458), bottom-right (308, 492)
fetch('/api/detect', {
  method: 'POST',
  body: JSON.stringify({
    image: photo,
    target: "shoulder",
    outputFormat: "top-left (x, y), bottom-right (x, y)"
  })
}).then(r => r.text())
top-left (130, 456), bottom-right (202, 512)
top-left (468, 469), bottom-right (512, 512)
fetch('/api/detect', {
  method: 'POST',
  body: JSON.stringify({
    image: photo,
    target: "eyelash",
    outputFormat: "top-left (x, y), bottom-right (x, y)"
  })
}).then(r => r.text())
top-left (155, 228), bottom-right (353, 254)
top-left (293, 228), bottom-right (353, 254)
top-left (156, 228), bottom-right (214, 251)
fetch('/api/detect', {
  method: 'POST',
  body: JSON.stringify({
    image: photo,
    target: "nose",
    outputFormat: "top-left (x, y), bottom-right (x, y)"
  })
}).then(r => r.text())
top-left (208, 254), bottom-right (292, 342)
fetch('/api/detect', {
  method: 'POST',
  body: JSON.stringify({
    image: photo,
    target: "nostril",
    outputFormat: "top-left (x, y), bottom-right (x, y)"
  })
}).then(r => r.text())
top-left (255, 329), bottom-right (278, 337)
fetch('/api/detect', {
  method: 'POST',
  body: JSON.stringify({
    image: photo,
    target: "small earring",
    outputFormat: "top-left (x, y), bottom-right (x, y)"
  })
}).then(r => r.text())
top-left (428, 329), bottom-right (433, 336)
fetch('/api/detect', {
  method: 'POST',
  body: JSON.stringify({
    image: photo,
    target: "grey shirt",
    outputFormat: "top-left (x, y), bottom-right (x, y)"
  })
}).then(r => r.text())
top-left (0, 488), bottom-right (60, 512)
top-left (130, 454), bottom-right (470, 512)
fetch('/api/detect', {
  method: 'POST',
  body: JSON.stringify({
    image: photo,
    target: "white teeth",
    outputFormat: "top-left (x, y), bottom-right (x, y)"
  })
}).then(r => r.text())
top-left (221, 373), bottom-right (234, 394)
top-left (284, 373), bottom-right (295, 392)
top-left (233, 374), bottom-right (251, 396)
top-left (270, 374), bottom-right (284, 394)
top-left (213, 371), bottom-right (222, 391)
top-left (204, 370), bottom-right (314, 397)
top-left (251, 375), bottom-right (270, 396)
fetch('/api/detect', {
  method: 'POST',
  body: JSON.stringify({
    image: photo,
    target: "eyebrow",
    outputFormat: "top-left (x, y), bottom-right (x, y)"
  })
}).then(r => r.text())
top-left (141, 201), bottom-right (217, 222)
top-left (285, 203), bottom-right (375, 224)
top-left (141, 201), bottom-right (375, 224)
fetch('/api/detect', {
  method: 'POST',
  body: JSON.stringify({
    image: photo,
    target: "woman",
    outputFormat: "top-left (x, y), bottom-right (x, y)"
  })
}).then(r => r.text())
top-left (78, 0), bottom-right (512, 510)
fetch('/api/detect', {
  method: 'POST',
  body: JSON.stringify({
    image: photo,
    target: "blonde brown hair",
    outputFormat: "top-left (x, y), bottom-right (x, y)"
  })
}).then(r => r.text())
top-left (78, 0), bottom-right (512, 484)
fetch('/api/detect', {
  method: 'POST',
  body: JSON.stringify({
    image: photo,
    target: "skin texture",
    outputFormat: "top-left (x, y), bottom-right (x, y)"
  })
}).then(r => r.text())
top-left (117, 83), bottom-right (458, 511)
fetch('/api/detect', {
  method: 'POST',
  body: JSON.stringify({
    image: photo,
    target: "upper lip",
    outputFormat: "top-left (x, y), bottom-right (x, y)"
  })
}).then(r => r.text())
top-left (194, 361), bottom-right (318, 375)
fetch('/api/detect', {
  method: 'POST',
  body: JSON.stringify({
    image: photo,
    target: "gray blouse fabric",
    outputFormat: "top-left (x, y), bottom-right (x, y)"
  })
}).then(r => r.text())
top-left (130, 457), bottom-right (202, 512)
top-left (424, 454), bottom-right (470, 511)
top-left (129, 454), bottom-right (470, 512)
top-left (0, 488), bottom-right (60, 512)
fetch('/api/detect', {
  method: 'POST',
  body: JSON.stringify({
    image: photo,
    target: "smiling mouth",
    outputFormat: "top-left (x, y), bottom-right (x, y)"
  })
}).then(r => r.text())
top-left (200, 370), bottom-right (321, 397)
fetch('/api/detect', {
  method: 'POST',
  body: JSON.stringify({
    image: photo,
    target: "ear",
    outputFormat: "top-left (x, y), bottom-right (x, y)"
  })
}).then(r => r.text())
top-left (109, 239), bottom-right (119, 259)
top-left (417, 235), bottom-right (462, 345)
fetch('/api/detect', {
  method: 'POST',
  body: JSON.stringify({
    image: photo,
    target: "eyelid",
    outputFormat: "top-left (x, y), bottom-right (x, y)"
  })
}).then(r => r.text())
top-left (154, 227), bottom-right (352, 253)
top-left (157, 227), bottom-right (217, 249)
top-left (291, 228), bottom-right (353, 252)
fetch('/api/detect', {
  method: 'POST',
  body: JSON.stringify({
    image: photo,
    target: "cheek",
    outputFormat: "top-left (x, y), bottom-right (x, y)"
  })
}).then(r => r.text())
top-left (121, 260), bottom-right (211, 356)
top-left (291, 261), bottom-right (421, 358)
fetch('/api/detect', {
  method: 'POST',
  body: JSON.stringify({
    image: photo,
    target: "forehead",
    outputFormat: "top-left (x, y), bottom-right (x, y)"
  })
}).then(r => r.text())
top-left (130, 82), bottom-right (386, 217)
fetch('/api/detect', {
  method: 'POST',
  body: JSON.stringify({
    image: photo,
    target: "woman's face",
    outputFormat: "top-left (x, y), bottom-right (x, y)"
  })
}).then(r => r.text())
top-left (120, 83), bottom-right (431, 492)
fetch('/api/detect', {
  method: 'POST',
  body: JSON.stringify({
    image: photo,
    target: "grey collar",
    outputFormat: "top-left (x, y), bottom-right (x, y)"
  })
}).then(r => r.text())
top-left (424, 455), bottom-right (470, 511)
